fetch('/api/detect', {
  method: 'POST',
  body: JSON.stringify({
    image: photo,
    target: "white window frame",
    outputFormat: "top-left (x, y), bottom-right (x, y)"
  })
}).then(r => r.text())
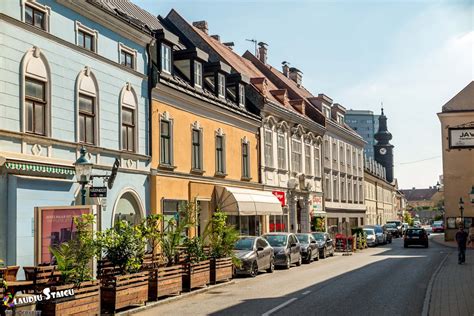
top-left (215, 132), bottom-right (227, 175)
top-left (277, 133), bottom-right (286, 170)
top-left (337, 113), bottom-right (345, 124)
top-left (161, 43), bottom-right (172, 74)
top-left (75, 21), bottom-right (98, 53)
top-left (314, 145), bottom-right (321, 177)
top-left (194, 61), bottom-right (202, 87)
top-left (264, 129), bottom-right (274, 168)
top-left (239, 84), bottom-right (245, 106)
top-left (218, 73), bottom-right (226, 97)
top-left (159, 113), bottom-right (174, 167)
top-left (323, 105), bottom-right (331, 118)
top-left (304, 142), bottom-right (311, 175)
top-left (191, 126), bottom-right (203, 171)
top-left (118, 43), bottom-right (137, 70)
top-left (241, 138), bottom-right (251, 179)
top-left (120, 83), bottom-right (138, 153)
top-left (76, 67), bottom-right (100, 146)
top-left (291, 136), bottom-right (302, 173)
top-left (21, 0), bottom-right (51, 32)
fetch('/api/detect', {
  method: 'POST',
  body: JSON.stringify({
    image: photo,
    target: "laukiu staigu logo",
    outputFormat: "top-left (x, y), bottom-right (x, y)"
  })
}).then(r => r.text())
top-left (2, 287), bottom-right (75, 309)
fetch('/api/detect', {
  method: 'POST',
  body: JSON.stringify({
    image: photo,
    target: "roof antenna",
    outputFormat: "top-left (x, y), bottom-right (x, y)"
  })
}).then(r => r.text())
top-left (381, 101), bottom-right (384, 115)
top-left (245, 39), bottom-right (258, 56)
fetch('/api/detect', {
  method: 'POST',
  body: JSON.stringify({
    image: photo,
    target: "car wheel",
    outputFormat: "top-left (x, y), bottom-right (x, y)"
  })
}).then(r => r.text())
top-left (266, 258), bottom-right (275, 273)
top-left (296, 255), bottom-right (302, 266)
top-left (315, 250), bottom-right (319, 261)
top-left (285, 256), bottom-right (291, 269)
top-left (321, 247), bottom-right (327, 259)
top-left (330, 248), bottom-right (334, 256)
top-left (249, 261), bottom-right (258, 277)
top-left (306, 250), bottom-right (312, 264)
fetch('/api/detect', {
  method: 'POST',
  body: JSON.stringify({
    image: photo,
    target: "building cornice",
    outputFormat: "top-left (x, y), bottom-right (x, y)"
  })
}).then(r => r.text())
top-left (326, 119), bottom-right (366, 147)
top-left (0, 14), bottom-right (147, 79)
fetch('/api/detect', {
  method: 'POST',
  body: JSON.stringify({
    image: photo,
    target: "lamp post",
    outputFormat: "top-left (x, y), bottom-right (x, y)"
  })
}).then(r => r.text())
top-left (74, 147), bottom-right (93, 205)
top-left (459, 197), bottom-right (464, 226)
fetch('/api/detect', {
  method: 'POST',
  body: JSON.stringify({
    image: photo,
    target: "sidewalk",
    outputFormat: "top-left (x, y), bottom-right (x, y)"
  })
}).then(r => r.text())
top-left (427, 235), bottom-right (474, 316)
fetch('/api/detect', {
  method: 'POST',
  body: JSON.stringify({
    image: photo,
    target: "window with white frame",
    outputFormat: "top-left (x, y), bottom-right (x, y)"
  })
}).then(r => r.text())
top-left (216, 134), bottom-right (226, 174)
top-left (121, 84), bottom-right (137, 152)
top-left (340, 144), bottom-right (344, 165)
top-left (333, 176), bottom-right (338, 201)
top-left (304, 143), bottom-right (311, 175)
top-left (314, 145), bottom-right (321, 177)
top-left (161, 43), bottom-right (172, 74)
top-left (194, 61), bottom-right (202, 87)
top-left (337, 113), bottom-right (344, 124)
top-left (22, 1), bottom-right (50, 32)
top-left (325, 175), bottom-right (331, 201)
top-left (239, 84), bottom-right (245, 106)
top-left (322, 105), bottom-right (331, 118)
top-left (359, 183), bottom-right (363, 202)
top-left (76, 22), bottom-right (97, 52)
top-left (291, 136), bottom-right (302, 173)
top-left (119, 44), bottom-right (136, 70)
top-left (218, 73), bottom-right (225, 97)
top-left (264, 130), bottom-right (273, 167)
top-left (242, 140), bottom-right (250, 179)
top-left (341, 178), bottom-right (346, 201)
top-left (76, 68), bottom-right (99, 145)
top-left (160, 118), bottom-right (173, 166)
top-left (348, 178), bottom-right (352, 201)
top-left (277, 133), bottom-right (286, 170)
top-left (324, 138), bottom-right (329, 159)
top-left (332, 142), bottom-right (337, 161)
top-left (25, 78), bottom-right (46, 135)
top-left (191, 128), bottom-right (203, 171)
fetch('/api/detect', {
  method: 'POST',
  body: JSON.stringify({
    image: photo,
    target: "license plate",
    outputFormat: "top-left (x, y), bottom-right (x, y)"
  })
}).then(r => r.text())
top-left (411, 236), bottom-right (419, 239)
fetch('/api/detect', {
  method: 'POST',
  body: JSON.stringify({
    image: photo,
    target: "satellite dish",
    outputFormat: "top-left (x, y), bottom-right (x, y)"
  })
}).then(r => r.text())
top-left (108, 158), bottom-right (120, 189)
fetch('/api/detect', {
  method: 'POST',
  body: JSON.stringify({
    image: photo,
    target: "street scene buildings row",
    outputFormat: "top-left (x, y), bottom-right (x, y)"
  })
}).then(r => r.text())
top-left (0, 0), bottom-right (405, 269)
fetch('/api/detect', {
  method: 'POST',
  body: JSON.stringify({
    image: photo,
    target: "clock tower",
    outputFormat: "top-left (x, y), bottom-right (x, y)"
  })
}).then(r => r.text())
top-left (374, 108), bottom-right (394, 182)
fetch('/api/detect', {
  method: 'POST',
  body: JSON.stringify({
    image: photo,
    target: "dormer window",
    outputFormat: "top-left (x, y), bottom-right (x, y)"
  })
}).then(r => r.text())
top-left (239, 84), bottom-right (245, 106)
top-left (194, 61), bottom-right (202, 87)
top-left (218, 73), bottom-right (225, 97)
top-left (161, 43), bottom-right (172, 74)
top-left (323, 105), bottom-right (331, 118)
top-left (337, 113), bottom-right (345, 124)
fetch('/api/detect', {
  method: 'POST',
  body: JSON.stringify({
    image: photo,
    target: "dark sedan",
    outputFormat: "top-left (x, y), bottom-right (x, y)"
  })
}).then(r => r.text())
top-left (311, 232), bottom-right (335, 258)
top-left (262, 233), bottom-right (301, 269)
top-left (404, 228), bottom-right (429, 248)
top-left (384, 223), bottom-right (400, 238)
top-left (234, 236), bottom-right (274, 277)
top-left (296, 233), bottom-right (319, 263)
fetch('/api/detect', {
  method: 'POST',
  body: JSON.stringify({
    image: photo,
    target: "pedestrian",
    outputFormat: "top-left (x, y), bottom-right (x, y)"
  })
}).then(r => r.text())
top-left (455, 224), bottom-right (468, 264)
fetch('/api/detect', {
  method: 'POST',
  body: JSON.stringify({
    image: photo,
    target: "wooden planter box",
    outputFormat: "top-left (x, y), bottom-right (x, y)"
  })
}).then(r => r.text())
top-left (182, 260), bottom-right (210, 291)
top-left (38, 280), bottom-right (100, 316)
top-left (100, 271), bottom-right (148, 314)
top-left (148, 265), bottom-right (182, 301)
top-left (210, 257), bottom-right (233, 284)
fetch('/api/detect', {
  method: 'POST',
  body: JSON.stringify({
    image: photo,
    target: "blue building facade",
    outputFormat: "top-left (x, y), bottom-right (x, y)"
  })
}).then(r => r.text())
top-left (0, 0), bottom-right (158, 269)
top-left (345, 110), bottom-right (379, 159)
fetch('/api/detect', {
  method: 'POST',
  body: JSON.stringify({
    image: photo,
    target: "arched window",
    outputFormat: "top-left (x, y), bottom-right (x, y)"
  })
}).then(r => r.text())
top-left (120, 83), bottom-right (137, 152)
top-left (113, 191), bottom-right (144, 226)
top-left (76, 67), bottom-right (99, 145)
top-left (21, 47), bottom-right (51, 136)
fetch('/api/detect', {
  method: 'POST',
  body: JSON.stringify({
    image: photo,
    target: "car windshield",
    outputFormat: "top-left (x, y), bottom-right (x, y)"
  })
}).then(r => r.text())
top-left (312, 233), bottom-right (325, 241)
top-left (387, 221), bottom-right (401, 226)
top-left (364, 229), bottom-right (375, 235)
top-left (433, 223), bottom-right (443, 227)
top-left (264, 235), bottom-right (287, 247)
top-left (385, 223), bottom-right (396, 228)
top-left (407, 229), bottom-right (424, 236)
top-left (234, 238), bottom-right (254, 250)
top-left (374, 227), bottom-right (383, 233)
top-left (296, 234), bottom-right (309, 243)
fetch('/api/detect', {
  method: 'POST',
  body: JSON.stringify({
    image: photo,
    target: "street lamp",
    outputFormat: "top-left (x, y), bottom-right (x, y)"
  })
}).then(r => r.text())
top-left (74, 147), bottom-right (93, 205)
top-left (459, 197), bottom-right (464, 226)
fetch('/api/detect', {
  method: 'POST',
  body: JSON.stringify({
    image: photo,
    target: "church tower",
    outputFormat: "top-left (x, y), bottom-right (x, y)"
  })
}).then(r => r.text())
top-left (374, 108), bottom-right (394, 182)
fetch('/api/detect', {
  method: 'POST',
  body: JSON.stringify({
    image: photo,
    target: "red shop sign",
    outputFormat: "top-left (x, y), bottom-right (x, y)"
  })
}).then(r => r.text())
top-left (272, 191), bottom-right (286, 206)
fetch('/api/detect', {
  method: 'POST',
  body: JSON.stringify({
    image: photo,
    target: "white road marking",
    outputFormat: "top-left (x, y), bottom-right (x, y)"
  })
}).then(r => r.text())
top-left (302, 290), bottom-right (311, 295)
top-left (262, 298), bottom-right (298, 316)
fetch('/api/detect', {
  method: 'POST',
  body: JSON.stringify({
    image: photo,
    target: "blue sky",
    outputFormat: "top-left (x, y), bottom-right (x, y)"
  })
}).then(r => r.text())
top-left (134, 0), bottom-right (473, 189)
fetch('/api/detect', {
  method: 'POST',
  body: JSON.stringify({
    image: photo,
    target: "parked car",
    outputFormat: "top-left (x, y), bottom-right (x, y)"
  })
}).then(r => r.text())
top-left (233, 236), bottom-right (275, 277)
top-left (262, 233), bottom-right (302, 269)
top-left (363, 225), bottom-right (387, 245)
top-left (311, 232), bottom-right (335, 258)
top-left (431, 222), bottom-right (444, 233)
top-left (296, 233), bottom-right (319, 263)
top-left (404, 228), bottom-right (429, 248)
top-left (384, 223), bottom-right (400, 238)
top-left (384, 228), bottom-right (393, 244)
top-left (363, 228), bottom-right (377, 247)
top-left (386, 220), bottom-right (403, 236)
top-left (402, 222), bottom-right (409, 233)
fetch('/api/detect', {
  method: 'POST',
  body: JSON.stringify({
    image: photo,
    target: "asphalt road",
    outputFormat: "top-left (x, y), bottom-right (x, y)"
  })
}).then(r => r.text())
top-left (137, 235), bottom-right (449, 316)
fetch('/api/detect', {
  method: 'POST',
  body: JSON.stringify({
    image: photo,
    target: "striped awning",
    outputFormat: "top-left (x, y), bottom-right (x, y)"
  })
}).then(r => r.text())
top-left (4, 162), bottom-right (75, 176)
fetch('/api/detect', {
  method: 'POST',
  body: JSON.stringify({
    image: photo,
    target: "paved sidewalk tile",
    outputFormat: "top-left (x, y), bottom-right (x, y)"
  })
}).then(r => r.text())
top-left (428, 245), bottom-right (474, 316)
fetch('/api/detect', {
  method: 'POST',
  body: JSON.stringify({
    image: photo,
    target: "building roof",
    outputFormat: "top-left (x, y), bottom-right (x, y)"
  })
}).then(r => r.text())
top-left (400, 188), bottom-right (438, 201)
top-left (442, 81), bottom-right (474, 112)
top-left (88, 0), bottom-right (162, 32)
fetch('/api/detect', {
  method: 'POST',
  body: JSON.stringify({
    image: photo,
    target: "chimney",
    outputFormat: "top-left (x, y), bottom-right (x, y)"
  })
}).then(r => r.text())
top-left (289, 67), bottom-right (303, 86)
top-left (193, 20), bottom-right (208, 34)
top-left (282, 61), bottom-right (290, 77)
top-left (210, 34), bottom-right (220, 42)
top-left (223, 42), bottom-right (234, 50)
top-left (258, 42), bottom-right (268, 64)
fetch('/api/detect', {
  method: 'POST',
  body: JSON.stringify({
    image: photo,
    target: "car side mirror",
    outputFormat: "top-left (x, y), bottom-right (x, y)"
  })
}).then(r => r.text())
top-left (257, 247), bottom-right (264, 251)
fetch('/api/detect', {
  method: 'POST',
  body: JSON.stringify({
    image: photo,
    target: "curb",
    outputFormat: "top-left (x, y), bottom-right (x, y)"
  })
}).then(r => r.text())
top-left (421, 251), bottom-right (450, 316)
top-left (116, 280), bottom-right (236, 315)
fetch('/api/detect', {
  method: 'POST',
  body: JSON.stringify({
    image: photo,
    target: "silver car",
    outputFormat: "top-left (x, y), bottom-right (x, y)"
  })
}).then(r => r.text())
top-left (363, 228), bottom-right (377, 246)
top-left (234, 236), bottom-right (274, 277)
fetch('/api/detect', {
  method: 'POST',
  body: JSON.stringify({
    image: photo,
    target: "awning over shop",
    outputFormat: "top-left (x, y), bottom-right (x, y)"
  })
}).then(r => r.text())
top-left (215, 186), bottom-right (283, 216)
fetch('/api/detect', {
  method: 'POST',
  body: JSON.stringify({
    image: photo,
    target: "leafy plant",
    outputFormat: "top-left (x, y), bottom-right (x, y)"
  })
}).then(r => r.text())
top-left (204, 211), bottom-right (239, 259)
top-left (49, 214), bottom-right (96, 285)
top-left (138, 214), bottom-right (163, 269)
top-left (96, 219), bottom-right (146, 275)
top-left (159, 202), bottom-right (197, 266)
top-left (183, 236), bottom-right (207, 263)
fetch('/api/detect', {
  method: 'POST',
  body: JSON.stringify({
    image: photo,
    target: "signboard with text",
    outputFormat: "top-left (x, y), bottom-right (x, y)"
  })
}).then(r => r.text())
top-left (449, 127), bottom-right (474, 148)
top-left (272, 191), bottom-right (286, 206)
top-left (312, 196), bottom-right (323, 212)
top-left (89, 186), bottom-right (107, 198)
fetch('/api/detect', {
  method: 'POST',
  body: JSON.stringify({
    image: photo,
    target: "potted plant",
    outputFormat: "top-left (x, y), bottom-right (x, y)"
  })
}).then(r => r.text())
top-left (205, 211), bottom-right (239, 284)
top-left (96, 219), bottom-right (148, 313)
top-left (42, 214), bottom-right (100, 316)
top-left (182, 235), bottom-right (209, 291)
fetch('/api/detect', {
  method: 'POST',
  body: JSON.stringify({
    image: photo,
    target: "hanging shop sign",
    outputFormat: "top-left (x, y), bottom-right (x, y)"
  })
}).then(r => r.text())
top-left (89, 186), bottom-right (107, 198)
top-left (449, 127), bottom-right (474, 149)
top-left (272, 191), bottom-right (286, 206)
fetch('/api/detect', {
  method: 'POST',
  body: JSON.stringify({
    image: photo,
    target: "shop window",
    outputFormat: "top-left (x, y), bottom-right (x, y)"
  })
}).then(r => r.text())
top-left (162, 200), bottom-right (186, 232)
